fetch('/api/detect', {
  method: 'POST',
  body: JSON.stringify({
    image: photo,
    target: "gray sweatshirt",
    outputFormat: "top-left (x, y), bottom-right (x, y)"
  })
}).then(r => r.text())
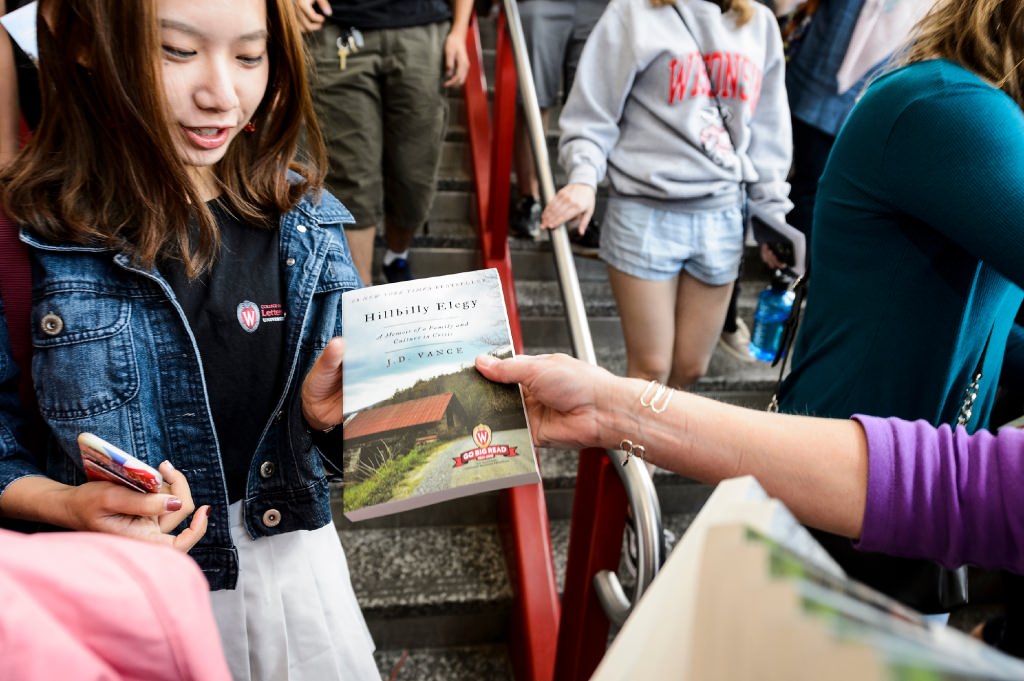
top-left (559, 0), bottom-right (793, 221)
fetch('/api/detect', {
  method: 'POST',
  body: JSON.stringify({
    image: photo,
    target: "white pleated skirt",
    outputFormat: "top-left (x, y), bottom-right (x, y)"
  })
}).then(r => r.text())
top-left (208, 501), bottom-right (378, 681)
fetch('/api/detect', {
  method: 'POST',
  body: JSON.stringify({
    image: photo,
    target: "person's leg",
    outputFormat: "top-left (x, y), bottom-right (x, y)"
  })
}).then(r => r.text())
top-left (513, 108), bottom-right (551, 204)
top-left (606, 267), bottom-right (678, 383)
top-left (379, 22), bottom-right (451, 280)
top-left (510, 1), bottom-right (574, 238)
top-left (671, 275), bottom-right (736, 388)
top-left (344, 227), bottom-right (377, 286)
top-left (306, 24), bottom-right (385, 286)
top-left (510, 108), bottom-right (551, 239)
top-left (680, 203), bottom-right (746, 378)
top-left (562, 0), bottom-right (609, 98)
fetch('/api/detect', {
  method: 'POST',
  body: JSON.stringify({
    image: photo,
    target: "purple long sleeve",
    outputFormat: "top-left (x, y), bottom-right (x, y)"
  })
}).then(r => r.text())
top-left (853, 414), bottom-right (1024, 572)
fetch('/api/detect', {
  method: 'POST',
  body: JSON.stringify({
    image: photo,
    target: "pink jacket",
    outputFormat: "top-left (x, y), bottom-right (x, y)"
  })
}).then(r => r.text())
top-left (0, 528), bottom-right (230, 681)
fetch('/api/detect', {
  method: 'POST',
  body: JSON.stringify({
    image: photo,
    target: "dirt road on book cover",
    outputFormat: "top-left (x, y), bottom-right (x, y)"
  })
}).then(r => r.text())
top-left (404, 428), bottom-right (535, 495)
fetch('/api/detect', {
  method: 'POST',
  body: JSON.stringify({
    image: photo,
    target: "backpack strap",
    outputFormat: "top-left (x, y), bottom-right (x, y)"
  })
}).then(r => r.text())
top-left (0, 209), bottom-right (36, 413)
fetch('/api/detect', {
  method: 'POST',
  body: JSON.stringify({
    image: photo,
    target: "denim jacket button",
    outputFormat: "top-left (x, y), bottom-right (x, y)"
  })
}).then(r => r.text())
top-left (285, 257), bottom-right (296, 267)
top-left (296, 224), bottom-right (308, 233)
top-left (262, 509), bottom-right (281, 528)
top-left (259, 461), bottom-right (276, 479)
top-left (40, 313), bottom-right (64, 336)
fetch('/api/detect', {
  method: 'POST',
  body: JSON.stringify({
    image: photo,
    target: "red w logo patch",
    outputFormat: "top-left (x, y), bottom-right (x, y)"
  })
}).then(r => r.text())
top-left (472, 424), bottom-right (492, 448)
top-left (236, 301), bottom-right (261, 333)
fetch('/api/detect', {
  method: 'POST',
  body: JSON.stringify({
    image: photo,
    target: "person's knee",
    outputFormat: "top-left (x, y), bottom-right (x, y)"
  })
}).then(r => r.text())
top-left (669, 359), bottom-right (710, 389)
top-left (626, 357), bottom-right (671, 385)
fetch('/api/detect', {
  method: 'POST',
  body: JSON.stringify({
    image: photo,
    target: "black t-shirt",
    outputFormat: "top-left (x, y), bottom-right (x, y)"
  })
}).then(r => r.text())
top-left (163, 202), bottom-right (286, 503)
top-left (327, 0), bottom-right (452, 30)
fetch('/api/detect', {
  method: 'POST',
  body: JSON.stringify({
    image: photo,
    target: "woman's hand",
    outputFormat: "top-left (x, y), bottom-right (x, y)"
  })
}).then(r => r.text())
top-left (540, 183), bottom-right (596, 234)
top-left (475, 353), bottom-right (615, 450)
top-left (61, 461), bottom-right (208, 552)
top-left (302, 336), bottom-right (345, 432)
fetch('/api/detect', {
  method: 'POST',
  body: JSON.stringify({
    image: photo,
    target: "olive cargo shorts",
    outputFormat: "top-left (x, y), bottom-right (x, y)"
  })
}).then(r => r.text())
top-left (308, 21), bottom-right (450, 231)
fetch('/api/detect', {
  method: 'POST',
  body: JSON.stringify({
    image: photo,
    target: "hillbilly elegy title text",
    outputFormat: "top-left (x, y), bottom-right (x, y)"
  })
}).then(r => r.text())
top-left (363, 300), bottom-right (478, 323)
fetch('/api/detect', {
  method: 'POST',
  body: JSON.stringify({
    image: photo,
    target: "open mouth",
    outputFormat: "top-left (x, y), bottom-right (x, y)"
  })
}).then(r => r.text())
top-left (181, 126), bottom-right (231, 150)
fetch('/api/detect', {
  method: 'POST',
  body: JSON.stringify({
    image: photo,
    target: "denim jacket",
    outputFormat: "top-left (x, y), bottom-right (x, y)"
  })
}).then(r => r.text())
top-left (0, 190), bottom-right (360, 590)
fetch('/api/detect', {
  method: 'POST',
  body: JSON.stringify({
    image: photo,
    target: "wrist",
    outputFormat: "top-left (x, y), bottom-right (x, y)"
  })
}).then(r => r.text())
top-left (0, 476), bottom-right (79, 529)
top-left (302, 410), bottom-right (336, 434)
top-left (598, 377), bottom-right (645, 451)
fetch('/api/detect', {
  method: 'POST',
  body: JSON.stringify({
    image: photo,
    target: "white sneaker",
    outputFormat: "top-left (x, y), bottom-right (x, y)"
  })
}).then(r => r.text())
top-left (718, 317), bottom-right (756, 363)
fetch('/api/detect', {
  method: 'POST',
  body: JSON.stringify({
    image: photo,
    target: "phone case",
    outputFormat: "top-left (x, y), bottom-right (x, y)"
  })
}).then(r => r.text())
top-left (78, 432), bottom-right (163, 494)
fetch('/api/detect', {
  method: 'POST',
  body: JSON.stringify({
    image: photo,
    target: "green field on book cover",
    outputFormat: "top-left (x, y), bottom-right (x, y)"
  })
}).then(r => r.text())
top-left (341, 269), bottom-right (539, 521)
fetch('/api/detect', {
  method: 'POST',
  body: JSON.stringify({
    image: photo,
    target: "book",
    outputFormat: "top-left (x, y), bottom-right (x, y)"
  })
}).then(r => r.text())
top-left (592, 476), bottom-right (1024, 680)
top-left (340, 268), bottom-right (539, 521)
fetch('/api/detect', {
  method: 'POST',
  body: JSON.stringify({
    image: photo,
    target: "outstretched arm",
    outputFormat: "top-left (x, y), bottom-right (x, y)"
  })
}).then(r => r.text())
top-left (475, 352), bottom-right (869, 539)
top-left (477, 352), bottom-right (1024, 572)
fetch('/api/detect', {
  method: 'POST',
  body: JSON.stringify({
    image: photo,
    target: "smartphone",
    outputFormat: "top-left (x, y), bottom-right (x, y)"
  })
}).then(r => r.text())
top-left (78, 432), bottom-right (163, 494)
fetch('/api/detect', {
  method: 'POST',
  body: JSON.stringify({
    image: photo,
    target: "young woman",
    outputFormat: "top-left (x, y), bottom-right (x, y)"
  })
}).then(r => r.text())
top-left (541, 0), bottom-right (792, 388)
top-left (0, 0), bottom-right (377, 678)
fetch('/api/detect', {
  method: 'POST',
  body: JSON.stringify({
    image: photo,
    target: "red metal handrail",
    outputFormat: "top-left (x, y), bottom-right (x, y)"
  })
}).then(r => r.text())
top-left (464, 12), bottom-right (560, 681)
top-left (463, 9), bottom-right (632, 680)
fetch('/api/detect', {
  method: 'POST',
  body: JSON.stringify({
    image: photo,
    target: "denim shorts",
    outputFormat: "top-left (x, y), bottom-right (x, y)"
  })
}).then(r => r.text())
top-left (599, 197), bottom-right (744, 284)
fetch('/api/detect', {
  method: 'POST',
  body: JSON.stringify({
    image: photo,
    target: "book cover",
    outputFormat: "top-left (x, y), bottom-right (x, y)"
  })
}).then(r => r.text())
top-left (340, 268), bottom-right (539, 521)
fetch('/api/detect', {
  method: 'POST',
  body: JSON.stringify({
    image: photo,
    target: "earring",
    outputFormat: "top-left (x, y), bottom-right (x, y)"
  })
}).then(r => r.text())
top-left (243, 120), bottom-right (256, 133)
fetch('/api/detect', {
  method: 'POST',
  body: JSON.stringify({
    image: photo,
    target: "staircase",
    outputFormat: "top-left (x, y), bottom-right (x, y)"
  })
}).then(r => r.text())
top-left (335, 11), bottom-right (780, 679)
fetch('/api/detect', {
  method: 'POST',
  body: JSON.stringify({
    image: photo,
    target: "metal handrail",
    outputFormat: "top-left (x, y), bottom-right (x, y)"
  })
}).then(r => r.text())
top-left (500, 0), bottom-right (664, 628)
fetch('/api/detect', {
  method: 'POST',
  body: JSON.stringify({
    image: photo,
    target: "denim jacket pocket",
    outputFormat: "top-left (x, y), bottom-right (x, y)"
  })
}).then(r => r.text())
top-left (31, 292), bottom-right (140, 420)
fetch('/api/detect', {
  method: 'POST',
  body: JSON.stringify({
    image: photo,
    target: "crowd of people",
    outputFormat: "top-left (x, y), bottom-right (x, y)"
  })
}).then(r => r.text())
top-left (3, 0), bottom-right (1024, 678)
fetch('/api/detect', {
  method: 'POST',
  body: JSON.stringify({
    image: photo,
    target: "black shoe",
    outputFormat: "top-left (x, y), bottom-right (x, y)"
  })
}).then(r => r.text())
top-left (569, 218), bottom-right (601, 258)
top-left (382, 258), bottom-right (413, 283)
top-left (509, 196), bottom-right (540, 240)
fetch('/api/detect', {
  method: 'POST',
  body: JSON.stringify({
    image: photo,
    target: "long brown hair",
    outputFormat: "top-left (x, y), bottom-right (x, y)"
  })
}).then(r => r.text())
top-left (901, 0), bottom-right (1024, 107)
top-left (0, 0), bottom-right (327, 276)
top-left (651, 0), bottom-right (754, 28)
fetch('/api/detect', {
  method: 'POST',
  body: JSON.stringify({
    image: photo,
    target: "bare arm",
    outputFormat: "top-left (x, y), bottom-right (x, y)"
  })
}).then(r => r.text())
top-left (0, 0), bottom-right (21, 165)
top-left (442, 0), bottom-right (472, 87)
top-left (475, 353), bottom-right (868, 538)
top-left (0, 462), bottom-right (209, 552)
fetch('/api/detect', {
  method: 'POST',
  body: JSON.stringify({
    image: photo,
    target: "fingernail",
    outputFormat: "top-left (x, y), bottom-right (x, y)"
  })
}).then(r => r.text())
top-left (204, 506), bottom-right (211, 518)
top-left (475, 354), bottom-right (495, 368)
top-left (161, 460), bottom-right (174, 470)
top-left (166, 497), bottom-right (183, 512)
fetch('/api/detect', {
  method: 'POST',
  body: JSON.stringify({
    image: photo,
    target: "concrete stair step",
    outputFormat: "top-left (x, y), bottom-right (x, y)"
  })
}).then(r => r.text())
top-left (339, 523), bottom-right (513, 650)
top-left (375, 645), bottom-right (514, 681)
top-left (344, 510), bottom-right (706, 679)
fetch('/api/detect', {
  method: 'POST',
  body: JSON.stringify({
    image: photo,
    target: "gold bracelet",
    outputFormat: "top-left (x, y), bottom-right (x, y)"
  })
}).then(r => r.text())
top-left (620, 439), bottom-right (646, 467)
top-left (639, 379), bottom-right (675, 414)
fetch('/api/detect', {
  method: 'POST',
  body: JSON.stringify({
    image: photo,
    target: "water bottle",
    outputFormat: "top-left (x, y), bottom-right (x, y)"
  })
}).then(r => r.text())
top-left (749, 270), bottom-right (796, 362)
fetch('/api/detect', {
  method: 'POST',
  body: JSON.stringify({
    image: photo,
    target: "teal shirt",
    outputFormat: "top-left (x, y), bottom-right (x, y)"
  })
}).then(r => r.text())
top-left (778, 60), bottom-right (1024, 430)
